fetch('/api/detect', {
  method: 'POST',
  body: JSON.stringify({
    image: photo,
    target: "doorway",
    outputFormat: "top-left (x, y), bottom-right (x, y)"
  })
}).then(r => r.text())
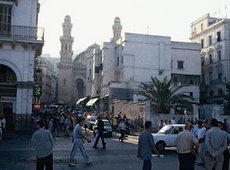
top-left (3, 103), bottom-right (14, 131)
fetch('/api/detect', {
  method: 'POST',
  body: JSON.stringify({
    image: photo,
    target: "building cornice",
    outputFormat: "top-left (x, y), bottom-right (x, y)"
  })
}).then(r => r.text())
top-left (190, 19), bottom-right (230, 39)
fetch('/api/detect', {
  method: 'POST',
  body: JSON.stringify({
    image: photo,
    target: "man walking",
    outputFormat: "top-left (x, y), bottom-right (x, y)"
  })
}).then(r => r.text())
top-left (69, 117), bottom-right (93, 166)
top-left (118, 119), bottom-right (126, 142)
top-left (137, 121), bottom-right (160, 170)
top-left (205, 118), bottom-right (227, 170)
top-left (31, 120), bottom-right (55, 170)
top-left (176, 122), bottom-right (199, 170)
top-left (93, 116), bottom-right (106, 149)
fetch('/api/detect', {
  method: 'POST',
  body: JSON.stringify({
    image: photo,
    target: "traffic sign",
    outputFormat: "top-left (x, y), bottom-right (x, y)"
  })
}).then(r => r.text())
top-left (184, 109), bottom-right (187, 115)
top-left (34, 104), bottom-right (40, 110)
top-left (34, 85), bottom-right (42, 96)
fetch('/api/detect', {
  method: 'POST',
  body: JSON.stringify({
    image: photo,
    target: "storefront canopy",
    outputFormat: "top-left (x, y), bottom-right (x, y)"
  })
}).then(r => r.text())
top-left (86, 98), bottom-right (99, 106)
top-left (76, 97), bottom-right (87, 105)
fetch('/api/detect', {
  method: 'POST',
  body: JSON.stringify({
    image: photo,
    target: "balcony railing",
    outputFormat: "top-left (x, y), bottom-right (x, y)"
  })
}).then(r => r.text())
top-left (0, 25), bottom-right (44, 42)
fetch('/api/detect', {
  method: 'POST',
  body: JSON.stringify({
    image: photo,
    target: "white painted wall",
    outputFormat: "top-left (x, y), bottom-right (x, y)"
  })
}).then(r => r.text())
top-left (171, 42), bottom-right (201, 75)
top-left (11, 0), bottom-right (38, 27)
top-left (122, 33), bottom-right (171, 82)
top-left (0, 0), bottom-right (41, 118)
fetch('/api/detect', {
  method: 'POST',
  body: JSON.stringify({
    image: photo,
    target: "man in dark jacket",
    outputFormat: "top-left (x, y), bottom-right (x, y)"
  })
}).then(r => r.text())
top-left (93, 116), bottom-right (106, 149)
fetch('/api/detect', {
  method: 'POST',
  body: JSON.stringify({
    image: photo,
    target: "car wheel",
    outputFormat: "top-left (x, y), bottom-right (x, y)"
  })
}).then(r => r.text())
top-left (156, 141), bottom-right (165, 153)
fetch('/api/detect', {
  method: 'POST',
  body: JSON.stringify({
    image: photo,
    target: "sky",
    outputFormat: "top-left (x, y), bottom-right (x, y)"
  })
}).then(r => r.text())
top-left (38, 0), bottom-right (230, 58)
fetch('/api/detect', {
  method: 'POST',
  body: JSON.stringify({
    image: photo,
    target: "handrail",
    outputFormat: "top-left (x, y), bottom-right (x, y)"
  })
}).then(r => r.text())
top-left (0, 25), bottom-right (44, 41)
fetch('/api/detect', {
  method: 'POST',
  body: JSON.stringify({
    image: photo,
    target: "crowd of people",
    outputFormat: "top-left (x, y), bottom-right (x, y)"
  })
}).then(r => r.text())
top-left (31, 105), bottom-right (144, 142)
top-left (30, 105), bottom-right (230, 170)
top-left (30, 105), bottom-right (147, 169)
top-left (158, 117), bottom-right (200, 131)
top-left (174, 118), bottom-right (230, 170)
top-left (137, 117), bottom-right (230, 170)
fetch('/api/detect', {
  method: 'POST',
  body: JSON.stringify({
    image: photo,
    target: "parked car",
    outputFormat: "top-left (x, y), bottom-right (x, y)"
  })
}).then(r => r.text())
top-left (88, 116), bottom-right (97, 130)
top-left (152, 124), bottom-right (185, 153)
top-left (93, 119), bottom-right (113, 137)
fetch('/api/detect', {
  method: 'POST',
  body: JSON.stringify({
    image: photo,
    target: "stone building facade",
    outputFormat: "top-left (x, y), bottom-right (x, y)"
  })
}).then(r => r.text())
top-left (190, 14), bottom-right (230, 104)
top-left (0, 0), bottom-right (44, 132)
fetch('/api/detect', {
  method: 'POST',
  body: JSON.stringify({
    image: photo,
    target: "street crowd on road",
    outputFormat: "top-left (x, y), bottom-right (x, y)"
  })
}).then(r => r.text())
top-left (30, 104), bottom-right (230, 170)
top-left (31, 105), bottom-right (144, 141)
top-left (30, 104), bottom-right (145, 170)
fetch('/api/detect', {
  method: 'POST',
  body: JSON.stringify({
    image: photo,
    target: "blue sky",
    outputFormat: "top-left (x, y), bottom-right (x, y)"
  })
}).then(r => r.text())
top-left (38, 0), bottom-right (230, 57)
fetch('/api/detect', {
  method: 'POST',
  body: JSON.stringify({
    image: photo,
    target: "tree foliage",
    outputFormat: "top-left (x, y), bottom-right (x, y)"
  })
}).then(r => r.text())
top-left (137, 76), bottom-right (194, 114)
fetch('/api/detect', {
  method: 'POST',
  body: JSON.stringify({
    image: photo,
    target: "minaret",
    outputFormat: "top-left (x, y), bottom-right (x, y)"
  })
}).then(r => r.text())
top-left (111, 17), bottom-right (122, 42)
top-left (57, 15), bottom-right (74, 104)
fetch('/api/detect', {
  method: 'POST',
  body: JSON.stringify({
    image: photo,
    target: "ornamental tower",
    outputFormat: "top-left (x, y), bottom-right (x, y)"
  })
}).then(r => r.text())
top-left (111, 17), bottom-right (122, 42)
top-left (57, 15), bottom-right (74, 104)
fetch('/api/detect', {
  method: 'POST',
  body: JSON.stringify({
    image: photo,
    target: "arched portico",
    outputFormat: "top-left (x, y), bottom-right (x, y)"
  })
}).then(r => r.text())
top-left (0, 59), bottom-right (22, 82)
top-left (0, 64), bottom-right (17, 131)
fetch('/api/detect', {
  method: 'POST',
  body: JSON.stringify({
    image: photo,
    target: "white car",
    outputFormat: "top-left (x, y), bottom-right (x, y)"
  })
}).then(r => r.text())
top-left (152, 124), bottom-right (185, 153)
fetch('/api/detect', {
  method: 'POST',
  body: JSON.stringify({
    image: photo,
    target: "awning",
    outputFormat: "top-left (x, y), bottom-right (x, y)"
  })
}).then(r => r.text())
top-left (86, 98), bottom-right (99, 106)
top-left (102, 94), bottom-right (109, 98)
top-left (76, 97), bottom-right (87, 104)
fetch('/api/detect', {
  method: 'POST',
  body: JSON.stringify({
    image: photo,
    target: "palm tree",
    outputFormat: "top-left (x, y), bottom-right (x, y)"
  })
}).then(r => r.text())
top-left (137, 76), bottom-right (194, 114)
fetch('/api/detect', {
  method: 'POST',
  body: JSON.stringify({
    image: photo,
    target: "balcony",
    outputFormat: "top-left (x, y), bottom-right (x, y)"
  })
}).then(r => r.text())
top-left (0, 25), bottom-right (44, 43)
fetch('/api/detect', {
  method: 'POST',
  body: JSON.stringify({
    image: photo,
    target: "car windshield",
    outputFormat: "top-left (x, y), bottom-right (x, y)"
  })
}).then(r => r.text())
top-left (103, 120), bottom-right (111, 126)
top-left (158, 125), bottom-right (173, 134)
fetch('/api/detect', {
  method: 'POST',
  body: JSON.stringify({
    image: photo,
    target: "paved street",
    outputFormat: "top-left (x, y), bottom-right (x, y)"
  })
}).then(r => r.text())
top-left (0, 131), bottom-right (206, 170)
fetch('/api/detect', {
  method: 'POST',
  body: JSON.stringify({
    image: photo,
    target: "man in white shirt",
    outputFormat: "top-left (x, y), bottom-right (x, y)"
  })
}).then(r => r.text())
top-left (171, 117), bottom-right (176, 124)
top-left (197, 120), bottom-right (206, 166)
top-left (118, 119), bottom-right (126, 142)
top-left (69, 117), bottom-right (93, 166)
top-left (176, 122), bottom-right (199, 170)
top-left (31, 120), bottom-right (55, 170)
top-left (205, 119), bottom-right (227, 170)
top-left (191, 121), bottom-right (198, 137)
